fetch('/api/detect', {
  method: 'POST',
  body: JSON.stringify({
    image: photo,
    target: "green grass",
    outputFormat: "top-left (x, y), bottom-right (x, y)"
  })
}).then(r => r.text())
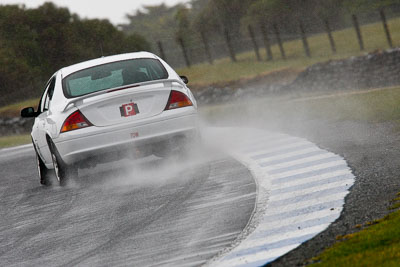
top-left (0, 98), bottom-right (38, 117)
top-left (0, 99), bottom-right (36, 149)
top-left (0, 134), bottom-right (31, 149)
top-left (310, 209), bottom-right (400, 266)
top-left (179, 17), bottom-right (400, 87)
top-left (276, 87), bottom-right (400, 124)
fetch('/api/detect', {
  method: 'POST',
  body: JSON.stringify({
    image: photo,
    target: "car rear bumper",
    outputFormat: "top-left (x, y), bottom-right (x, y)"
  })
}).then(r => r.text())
top-left (53, 111), bottom-right (198, 166)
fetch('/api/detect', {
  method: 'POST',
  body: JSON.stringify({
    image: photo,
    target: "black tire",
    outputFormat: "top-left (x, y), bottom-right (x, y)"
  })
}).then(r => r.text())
top-left (48, 140), bottom-right (77, 186)
top-left (36, 152), bottom-right (51, 186)
top-left (32, 138), bottom-right (51, 186)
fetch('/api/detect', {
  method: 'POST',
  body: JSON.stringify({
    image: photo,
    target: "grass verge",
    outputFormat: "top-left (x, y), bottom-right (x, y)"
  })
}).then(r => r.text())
top-left (0, 134), bottom-right (31, 149)
top-left (0, 98), bottom-right (39, 117)
top-left (200, 86), bottom-right (400, 127)
top-left (310, 208), bottom-right (400, 266)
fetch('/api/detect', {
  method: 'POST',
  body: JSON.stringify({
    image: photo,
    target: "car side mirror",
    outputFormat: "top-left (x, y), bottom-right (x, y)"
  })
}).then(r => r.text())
top-left (180, 76), bottom-right (189, 84)
top-left (21, 107), bottom-right (37, 118)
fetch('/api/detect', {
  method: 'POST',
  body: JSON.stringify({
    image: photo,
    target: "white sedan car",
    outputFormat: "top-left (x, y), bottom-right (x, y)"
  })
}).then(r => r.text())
top-left (21, 52), bottom-right (198, 186)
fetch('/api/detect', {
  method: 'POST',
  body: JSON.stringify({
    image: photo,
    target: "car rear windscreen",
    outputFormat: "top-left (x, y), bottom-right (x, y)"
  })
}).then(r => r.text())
top-left (63, 58), bottom-right (168, 98)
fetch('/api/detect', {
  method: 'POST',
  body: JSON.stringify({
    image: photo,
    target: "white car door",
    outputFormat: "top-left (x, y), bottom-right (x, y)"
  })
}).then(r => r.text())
top-left (33, 77), bottom-right (56, 164)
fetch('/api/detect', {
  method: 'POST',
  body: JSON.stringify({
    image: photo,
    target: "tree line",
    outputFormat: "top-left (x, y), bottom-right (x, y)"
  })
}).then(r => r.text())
top-left (0, 3), bottom-right (149, 107)
top-left (122, 0), bottom-right (400, 67)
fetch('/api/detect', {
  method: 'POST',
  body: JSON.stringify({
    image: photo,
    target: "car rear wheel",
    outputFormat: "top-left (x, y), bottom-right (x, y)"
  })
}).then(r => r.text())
top-left (48, 140), bottom-right (77, 186)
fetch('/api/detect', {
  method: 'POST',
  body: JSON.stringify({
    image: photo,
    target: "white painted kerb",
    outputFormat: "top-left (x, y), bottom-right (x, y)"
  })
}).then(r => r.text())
top-left (205, 127), bottom-right (354, 267)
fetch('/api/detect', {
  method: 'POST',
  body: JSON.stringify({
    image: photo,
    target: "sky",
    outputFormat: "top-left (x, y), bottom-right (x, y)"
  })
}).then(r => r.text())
top-left (0, 0), bottom-right (185, 25)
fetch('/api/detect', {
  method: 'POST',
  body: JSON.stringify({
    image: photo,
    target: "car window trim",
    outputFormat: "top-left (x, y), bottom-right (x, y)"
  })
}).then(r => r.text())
top-left (38, 76), bottom-right (54, 114)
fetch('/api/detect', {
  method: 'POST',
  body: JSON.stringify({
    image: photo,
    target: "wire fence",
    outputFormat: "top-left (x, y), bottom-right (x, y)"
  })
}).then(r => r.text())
top-left (150, 7), bottom-right (400, 69)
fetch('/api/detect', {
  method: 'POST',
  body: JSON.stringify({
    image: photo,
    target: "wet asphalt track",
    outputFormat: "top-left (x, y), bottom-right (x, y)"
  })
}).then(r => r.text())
top-left (0, 146), bottom-right (256, 266)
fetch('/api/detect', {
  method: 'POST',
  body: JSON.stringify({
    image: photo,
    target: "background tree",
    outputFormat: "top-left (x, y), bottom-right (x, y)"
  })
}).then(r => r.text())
top-left (207, 0), bottom-right (253, 62)
top-left (192, 5), bottom-right (217, 64)
top-left (175, 6), bottom-right (193, 67)
top-left (311, 0), bottom-right (345, 54)
top-left (244, 0), bottom-right (292, 59)
top-left (122, 4), bottom-right (183, 44)
top-left (0, 3), bottom-right (149, 107)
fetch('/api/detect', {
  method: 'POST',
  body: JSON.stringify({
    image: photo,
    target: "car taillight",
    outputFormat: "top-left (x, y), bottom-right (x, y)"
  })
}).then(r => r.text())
top-left (165, 90), bottom-right (193, 110)
top-left (61, 110), bottom-right (92, 133)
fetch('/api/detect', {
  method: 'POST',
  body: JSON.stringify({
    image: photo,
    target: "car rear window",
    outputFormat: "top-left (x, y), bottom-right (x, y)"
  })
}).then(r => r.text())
top-left (62, 58), bottom-right (168, 98)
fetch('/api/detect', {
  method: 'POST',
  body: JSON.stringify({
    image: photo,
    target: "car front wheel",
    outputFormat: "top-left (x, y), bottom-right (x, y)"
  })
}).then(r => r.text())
top-left (36, 152), bottom-right (51, 185)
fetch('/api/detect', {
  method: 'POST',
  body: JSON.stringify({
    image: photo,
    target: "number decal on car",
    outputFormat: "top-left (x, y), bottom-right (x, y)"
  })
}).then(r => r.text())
top-left (120, 103), bottom-right (139, 117)
top-left (130, 132), bottom-right (139, 139)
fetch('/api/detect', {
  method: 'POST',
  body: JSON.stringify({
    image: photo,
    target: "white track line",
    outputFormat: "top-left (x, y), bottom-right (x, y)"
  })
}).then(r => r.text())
top-left (0, 143), bottom-right (32, 153)
top-left (258, 153), bottom-right (336, 169)
top-left (228, 223), bottom-right (330, 253)
top-left (265, 192), bottom-right (348, 216)
top-left (216, 244), bottom-right (299, 267)
top-left (252, 146), bottom-right (325, 163)
top-left (256, 207), bottom-right (343, 232)
top-left (270, 169), bottom-right (351, 190)
top-left (270, 179), bottom-right (353, 202)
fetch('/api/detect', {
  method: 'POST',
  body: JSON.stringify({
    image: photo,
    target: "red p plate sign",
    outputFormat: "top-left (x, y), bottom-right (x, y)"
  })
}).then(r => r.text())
top-left (120, 103), bottom-right (139, 117)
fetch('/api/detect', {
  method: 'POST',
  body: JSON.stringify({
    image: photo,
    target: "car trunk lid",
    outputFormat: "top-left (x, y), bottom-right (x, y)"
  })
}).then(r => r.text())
top-left (73, 82), bottom-right (172, 127)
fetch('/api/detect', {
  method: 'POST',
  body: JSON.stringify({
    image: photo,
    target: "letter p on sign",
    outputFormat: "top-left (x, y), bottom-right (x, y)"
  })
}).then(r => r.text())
top-left (120, 103), bottom-right (139, 117)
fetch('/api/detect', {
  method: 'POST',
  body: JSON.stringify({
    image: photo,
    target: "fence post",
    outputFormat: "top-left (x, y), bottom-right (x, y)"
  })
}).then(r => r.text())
top-left (273, 23), bottom-right (286, 60)
top-left (177, 37), bottom-right (191, 68)
top-left (324, 19), bottom-right (336, 54)
top-left (248, 25), bottom-right (261, 61)
top-left (157, 41), bottom-right (166, 61)
top-left (380, 9), bottom-right (393, 48)
top-left (223, 28), bottom-right (237, 62)
top-left (260, 24), bottom-right (273, 61)
top-left (352, 14), bottom-right (364, 51)
top-left (299, 20), bottom-right (311, 58)
top-left (200, 31), bottom-right (213, 64)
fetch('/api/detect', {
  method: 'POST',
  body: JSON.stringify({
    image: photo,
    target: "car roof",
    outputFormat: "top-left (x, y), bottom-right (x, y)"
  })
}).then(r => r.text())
top-left (60, 52), bottom-right (159, 78)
